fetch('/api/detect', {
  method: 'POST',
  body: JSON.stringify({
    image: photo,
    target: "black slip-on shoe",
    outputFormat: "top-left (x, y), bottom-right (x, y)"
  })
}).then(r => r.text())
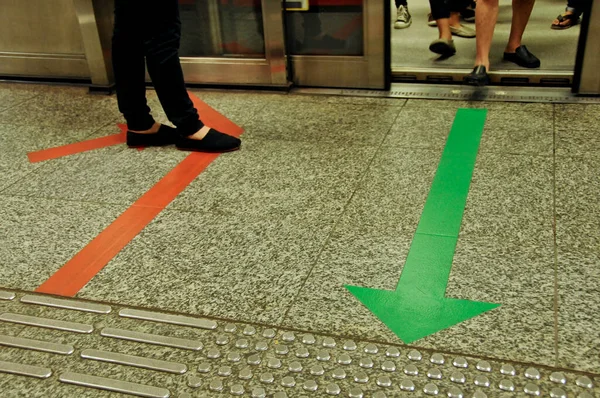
top-left (127, 124), bottom-right (178, 148)
top-left (429, 39), bottom-right (456, 56)
top-left (464, 65), bottom-right (490, 86)
top-left (176, 129), bottom-right (241, 153)
top-left (503, 45), bottom-right (541, 68)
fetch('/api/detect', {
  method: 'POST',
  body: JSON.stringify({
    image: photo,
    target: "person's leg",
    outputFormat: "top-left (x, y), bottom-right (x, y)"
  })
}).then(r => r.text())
top-left (552, 0), bottom-right (584, 28)
top-left (505, 0), bottom-right (536, 53)
top-left (112, 0), bottom-right (156, 133)
top-left (473, 0), bottom-right (499, 69)
top-left (429, 0), bottom-right (456, 56)
top-left (394, 0), bottom-right (412, 29)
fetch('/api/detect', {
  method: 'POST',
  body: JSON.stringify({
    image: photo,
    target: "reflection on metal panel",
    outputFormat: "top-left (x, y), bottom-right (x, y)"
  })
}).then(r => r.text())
top-left (578, 0), bottom-right (600, 94)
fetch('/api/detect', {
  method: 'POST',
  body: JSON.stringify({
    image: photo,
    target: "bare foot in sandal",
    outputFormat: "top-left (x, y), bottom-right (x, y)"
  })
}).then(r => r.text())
top-left (551, 11), bottom-right (580, 30)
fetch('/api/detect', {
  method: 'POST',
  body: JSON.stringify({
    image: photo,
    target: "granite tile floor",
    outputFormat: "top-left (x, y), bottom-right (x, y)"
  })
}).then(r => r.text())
top-left (1, 82), bottom-right (600, 393)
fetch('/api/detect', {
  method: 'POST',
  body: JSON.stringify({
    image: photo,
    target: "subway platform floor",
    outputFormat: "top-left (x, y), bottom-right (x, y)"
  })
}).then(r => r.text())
top-left (0, 82), bottom-right (599, 397)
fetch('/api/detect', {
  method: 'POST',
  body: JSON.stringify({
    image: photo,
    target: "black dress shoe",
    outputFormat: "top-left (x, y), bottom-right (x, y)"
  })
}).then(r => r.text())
top-left (127, 124), bottom-right (178, 148)
top-left (464, 65), bottom-right (490, 86)
top-left (503, 45), bottom-right (541, 68)
top-left (176, 129), bottom-right (241, 153)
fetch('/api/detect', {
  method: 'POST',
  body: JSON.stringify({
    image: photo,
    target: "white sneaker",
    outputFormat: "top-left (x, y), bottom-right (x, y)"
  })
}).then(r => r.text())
top-left (394, 5), bottom-right (412, 29)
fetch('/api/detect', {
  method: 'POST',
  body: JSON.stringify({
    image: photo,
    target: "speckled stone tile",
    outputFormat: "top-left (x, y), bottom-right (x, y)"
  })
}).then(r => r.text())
top-left (555, 155), bottom-right (600, 252)
top-left (384, 107), bottom-right (456, 150)
top-left (0, 83), bottom-right (44, 113)
top-left (240, 101), bottom-right (401, 145)
top-left (168, 138), bottom-right (377, 214)
top-left (555, 104), bottom-right (600, 156)
top-left (5, 126), bottom-right (187, 206)
top-left (460, 153), bottom-right (554, 246)
top-left (0, 122), bottom-right (111, 192)
top-left (0, 85), bottom-right (121, 130)
top-left (0, 196), bottom-right (127, 291)
top-left (556, 250), bottom-right (600, 373)
top-left (404, 98), bottom-right (553, 113)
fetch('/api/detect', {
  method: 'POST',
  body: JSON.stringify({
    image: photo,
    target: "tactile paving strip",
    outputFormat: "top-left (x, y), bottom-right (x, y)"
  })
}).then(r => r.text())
top-left (0, 289), bottom-right (598, 398)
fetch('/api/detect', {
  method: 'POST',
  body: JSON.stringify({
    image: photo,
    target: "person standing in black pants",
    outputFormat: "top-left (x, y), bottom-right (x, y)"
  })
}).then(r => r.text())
top-left (394, 0), bottom-right (412, 29)
top-left (428, 0), bottom-right (476, 57)
top-left (112, 0), bottom-right (241, 152)
top-left (552, 0), bottom-right (587, 29)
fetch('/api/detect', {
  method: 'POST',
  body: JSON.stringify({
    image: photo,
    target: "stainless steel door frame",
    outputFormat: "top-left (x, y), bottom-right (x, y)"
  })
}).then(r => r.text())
top-left (290, 0), bottom-right (386, 89)
top-left (179, 0), bottom-right (288, 87)
top-left (575, 0), bottom-right (600, 95)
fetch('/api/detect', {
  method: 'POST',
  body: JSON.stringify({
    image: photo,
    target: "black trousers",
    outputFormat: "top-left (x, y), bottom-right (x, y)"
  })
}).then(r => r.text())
top-left (395, 0), bottom-right (408, 7)
top-left (429, 0), bottom-right (472, 20)
top-left (112, 0), bottom-right (202, 135)
top-left (567, 0), bottom-right (587, 14)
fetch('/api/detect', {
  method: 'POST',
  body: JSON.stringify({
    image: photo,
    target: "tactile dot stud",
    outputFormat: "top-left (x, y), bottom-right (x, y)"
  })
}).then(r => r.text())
top-left (187, 376), bottom-right (202, 388)
top-left (359, 357), bottom-right (374, 368)
top-left (404, 364), bottom-right (419, 376)
top-left (430, 353), bottom-right (445, 365)
top-left (260, 372), bottom-right (274, 384)
top-left (344, 340), bottom-right (357, 351)
top-left (427, 367), bottom-right (443, 380)
top-left (275, 344), bottom-right (289, 355)
top-left (472, 391), bottom-right (488, 398)
top-left (255, 341), bottom-right (268, 351)
top-left (247, 354), bottom-right (261, 365)
top-left (381, 360), bottom-right (396, 372)
top-left (386, 347), bottom-right (401, 357)
top-left (450, 370), bottom-right (466, 384)
top-left (216, 335), bottom-right (229, 345)
top-left (326, 383), bottom-right (341, 395)
top-left (400, 379), bottom-right (415, 391)
top-left (281, 376), bottom-right (296, 388)
top-left (525, 367), bottom-right (541, 380)
top-left (218, 366), bottom-right (232, 376)
top-left (239, 367), bottom-right (253, 380)
top-left (295, 347), bottom-right (310, 358)
top-left (500, 364), bottom-right (516, 376)
top-left (377, 376), bottom-right (392, 387)
top-left (337, 353), bottom-right (352, 365)
top-left (230, 384), bottom-right (244, 396)
top-left (288, 361), bottom-right (303, 373)
top-left (348, 388), bottom-right (364, 398)
top-left (235, 338), bottom-right (249, 349)
top-left (282, 331), bottom-right (295, 342)
top-left (408, 349), bottom-right (422, 361)
top-left (310, 364), bottom-right (325, 376)
top-left (263, 328), bottom-right (276, 338)
top-left (317, 349), bottom-right (331, 361)
top-left (207, 348), bottom-right (221, 359)
top-left (224, 323), bottom-right (237, 333)
top-left (499, 379), bottom-right (515, 391)
top-left (354, 371), bottom-right (369, 383)
top-left (550, 372), bottom-right (566, 384)
top-left (273, 392), bottom-right (288, 398)
top-left (452, 357), bottom-right (468, 368)
top-left (576, 376), bottom-right (594, 389)
top-left (474, 375), bottom-right (490, 387)
top-left (550, 388), bottom-right (567, 398)
top-left (524, 382), bottom-right (541, 396)
top-left (198, 362), bottom-right (211, 373)
top-left (423, 382), bottom-right (440, 395)
top-left (227, 351), bottom-right (241, 362)
top-left (267, 358), bottom-right (282, 369)
top-left (578, 392), bottom-right (594, 398)
top-left (332, 368), bottom-right (346, 379)
top-left (303, 380), bottom-right (318, 392)
top-left (209, 379), bottom-right (223, 391)
top-left (373, 392), bottom-right (387, 398)
top-left (323, 337), bottom-right (336, 348)
top-left (476, 360), bottom-right (492, 372)
top-left (251, 387), bottom-right (266, 398)
top-left (364, 343), bottom-right (378, 354)
top-left (447, 386), bottom-right (464, 398)
top-left (243, 325), bottom-right (257, 336)
top-left (302, 334), bottom-right (316, 344)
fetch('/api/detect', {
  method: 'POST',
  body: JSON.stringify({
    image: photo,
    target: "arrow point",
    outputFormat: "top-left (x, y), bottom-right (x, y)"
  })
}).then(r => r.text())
top-left (345, 285), bottom-right (500, 344)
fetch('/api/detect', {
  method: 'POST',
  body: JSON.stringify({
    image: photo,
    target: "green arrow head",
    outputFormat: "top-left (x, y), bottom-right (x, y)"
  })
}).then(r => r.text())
top-left (345, 285), bottom-right (500, 344)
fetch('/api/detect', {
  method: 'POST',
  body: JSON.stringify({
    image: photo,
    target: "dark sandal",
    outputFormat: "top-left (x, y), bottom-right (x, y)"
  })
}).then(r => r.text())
top-left (551, 13), bottom-right (580, 30)
top-left (176, 129), bottom-right (241, 153)
top-left (127, 124), bottom-right (178, 148)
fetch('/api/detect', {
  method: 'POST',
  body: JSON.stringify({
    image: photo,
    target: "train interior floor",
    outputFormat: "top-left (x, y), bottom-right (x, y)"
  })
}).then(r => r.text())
top-left (391, 0), bottom-right (582, 71)
top-left (0, 82), bottom-right (599, 397)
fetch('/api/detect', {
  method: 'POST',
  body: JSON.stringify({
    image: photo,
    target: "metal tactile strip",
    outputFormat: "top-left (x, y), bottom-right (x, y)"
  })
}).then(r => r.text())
top-left (20, 294), bottom-right (112, 314)
top-left (0, 313), bottom-right (93, 334)
top-left (59, 372), bottom-right (170, 398)
top-left (81, 349), bottom-right (188, 374)
top-left (0, 334), bottom-right (74, 355)
top-left (0, 291), bottom-right (16, 301)
top-left (0, 360), bottom-right (52, 379)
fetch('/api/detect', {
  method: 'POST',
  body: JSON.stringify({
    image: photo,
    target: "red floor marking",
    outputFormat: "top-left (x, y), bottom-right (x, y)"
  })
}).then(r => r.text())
top-left (331, 15), bottom-right (363, 40)
top-left (36, 93), bottom-right (243, 296)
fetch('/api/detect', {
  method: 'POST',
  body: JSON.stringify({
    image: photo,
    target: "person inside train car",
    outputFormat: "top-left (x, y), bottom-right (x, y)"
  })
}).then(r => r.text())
top-left (112, 0), bottom-right (241, 152)
top-left (394, 0), bottom-right (412, 29)
top-left (552, 0), bottom-right (586, 29)
top-left (428, 0), bottom-right (476, 57)
top-left (464, 0), bottom-right (539, 86)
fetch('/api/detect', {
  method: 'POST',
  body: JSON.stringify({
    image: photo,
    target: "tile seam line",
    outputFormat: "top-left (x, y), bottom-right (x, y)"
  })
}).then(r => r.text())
top-left (552, 103), bottom-right (560, 367)
top-left (0, 91), bottom-right (45, 116)
top-left (277, 105), bottom-right (407, 326)
top-left (2, 289), bottom-right (599, 379)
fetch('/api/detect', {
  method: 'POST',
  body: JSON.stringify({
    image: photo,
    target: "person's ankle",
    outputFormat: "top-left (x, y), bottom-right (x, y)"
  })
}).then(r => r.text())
top-left (130, 122), bottom-right (160, 134)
